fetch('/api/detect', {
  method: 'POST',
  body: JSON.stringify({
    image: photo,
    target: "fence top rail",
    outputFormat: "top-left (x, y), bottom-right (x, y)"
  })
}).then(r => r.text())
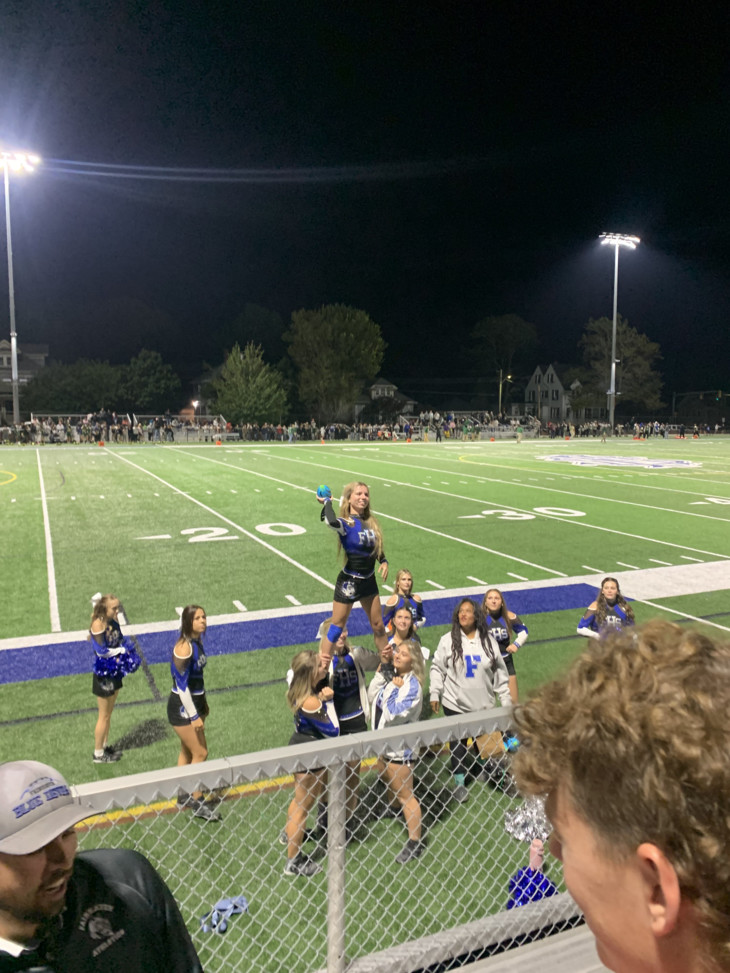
top-left (72, 707), bottom-right (513, 809)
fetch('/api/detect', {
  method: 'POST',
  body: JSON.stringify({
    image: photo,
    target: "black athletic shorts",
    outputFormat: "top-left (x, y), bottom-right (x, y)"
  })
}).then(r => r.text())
top-left (92, 673), bottom-right (124, 698)
top-left (500, 652), bottom-right (516, 677)
top-left (333, 570), bottom-right (379, 605)
top-left (167, 692), bottom-right (209, 727)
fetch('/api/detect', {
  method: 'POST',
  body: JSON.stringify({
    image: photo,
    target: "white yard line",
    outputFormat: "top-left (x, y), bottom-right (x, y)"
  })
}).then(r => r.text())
top-left (36, 450), bottom-right (61, 632)
top-left (633, 598), bottom-right (730, 634)
top-left (173, 449), bottom-right (569, 578)
top-left (277, 450), bottom-right (730, 562)
top-left (105, 449), bottom-right (333, 590)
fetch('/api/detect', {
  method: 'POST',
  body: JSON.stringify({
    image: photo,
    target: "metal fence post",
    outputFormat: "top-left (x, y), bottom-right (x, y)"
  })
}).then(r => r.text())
top-left (327, 759), bottom-right (347, 973)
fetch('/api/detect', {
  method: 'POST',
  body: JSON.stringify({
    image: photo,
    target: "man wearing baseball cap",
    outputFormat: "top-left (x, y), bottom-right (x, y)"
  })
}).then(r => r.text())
top-left (0, 760), bottom-right (202, 972)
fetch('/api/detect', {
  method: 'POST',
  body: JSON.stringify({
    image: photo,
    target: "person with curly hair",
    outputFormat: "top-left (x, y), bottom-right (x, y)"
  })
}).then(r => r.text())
top-left (512, 621), bottom-right (730, 973)
top-left (577, 576), bottom-right (635, 639)
top-left (317, 481), bottom-right (389, 663)
top-left (430, 598), bottom-right (512, 803)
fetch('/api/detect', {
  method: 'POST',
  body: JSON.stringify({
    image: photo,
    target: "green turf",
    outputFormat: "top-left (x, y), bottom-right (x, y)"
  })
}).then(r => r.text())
top-left (2, 438), bottom-right (729, 971)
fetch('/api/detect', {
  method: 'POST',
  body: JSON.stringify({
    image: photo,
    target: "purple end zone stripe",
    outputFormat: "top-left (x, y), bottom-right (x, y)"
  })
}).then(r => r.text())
top-left (1, 584), bottom-right (598, 685)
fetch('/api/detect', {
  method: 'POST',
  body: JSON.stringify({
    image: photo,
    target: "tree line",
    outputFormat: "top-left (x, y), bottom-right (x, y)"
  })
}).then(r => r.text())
top-left (20, 304), bottom-right (663, 422)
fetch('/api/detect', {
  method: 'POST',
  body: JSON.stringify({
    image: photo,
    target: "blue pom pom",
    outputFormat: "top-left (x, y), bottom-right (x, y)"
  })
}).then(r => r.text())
top-left (120, 648), bottom-right (142, 674)
top-left (316, 485), bottom-right (332, 500)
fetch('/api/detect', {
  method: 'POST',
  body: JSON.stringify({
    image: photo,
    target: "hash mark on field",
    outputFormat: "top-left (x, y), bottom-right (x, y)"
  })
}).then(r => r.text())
top-left (71, 496), bottom-right (76, 501)
top-left (254, 489), bottom-right (261, 493)
top-left (206, 490), bottom-right (212, 495)
top-left (425, 579), bottom-right (445, 589)
top-left (617, 561), bottom-right (639, 570)
top-left (383, 483), bottom-right (391, 487)
top-left (175, 607), bottom-right (183, 616)
top-left (681, 555), bottom-right (703, 562)
top-left (582, 565), bottom-right (604, 574)
top-left (154, 493), bottom-right (159, 496)
top-left (285, 595), bottom-right (302, 606)
top-left (650, 558), bottom-right (673, 566)
top-left (441, 481), bottom-right (449, 484)
top-left (382, 584), bottom-right (394, 592)
top-left (99, 495), bottom-right (105, 499)
top-left (127, 493), bottom-right (132, 498)
top-left (232, 600), bottom-right (248, 612)
top-left (231, 489), bottom-right (237, 493)
top-left (507, 573), bottom-right (528, 581)
top-left (468, 576), bottom-right (488, 586)
top-left (459, 480), bottom-right (468, 484)
top-left (11, 498), bottom-right (15, 503)
top-left (277, 488), bottom-right (284, 492)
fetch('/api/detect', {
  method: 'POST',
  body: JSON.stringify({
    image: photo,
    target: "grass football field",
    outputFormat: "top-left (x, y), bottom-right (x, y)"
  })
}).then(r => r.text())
top-left (2, 436), bottom-right (729, 971)
top-left (1, 435), bottom-right (730, 777)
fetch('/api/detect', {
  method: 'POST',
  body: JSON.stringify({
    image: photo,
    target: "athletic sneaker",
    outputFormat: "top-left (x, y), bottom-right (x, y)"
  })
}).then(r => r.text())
top-left (189, 799), bottom-right (221, 822)
top-left (93, 750), bottom-right (121, 763)
top-left (284, 854), bottom-right (322, 877)
top-left (395, 839), bottom-right (424, 864)
top-left (453, 784), bottom-right (470, 804)
top-left (478, 758), bottom-right (520, 798)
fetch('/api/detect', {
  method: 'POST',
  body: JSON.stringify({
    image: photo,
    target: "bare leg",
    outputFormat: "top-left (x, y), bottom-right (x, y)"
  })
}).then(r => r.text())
top-left (361, 594), bottom-right (388, 655)
top-left (173, 721), bottom-right (208, 799)
top-left (508, 674), bottom-right (519, 704)
top-left (286, 770), bottom-right (326, 859)
top-left (94, 693), bottom-right (118, 751)
top-left (382, 762), bottom-right (421, 841)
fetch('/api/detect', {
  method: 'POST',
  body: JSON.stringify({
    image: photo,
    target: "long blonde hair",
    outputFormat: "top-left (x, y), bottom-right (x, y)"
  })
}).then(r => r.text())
top-left (338, 481), bottom-right (383, 558)
top-left (87, 594), bottom-right (118, 640)
top-left (287, 650), bottom-right (321, 713)
top-left (396, 638), bottom-right (426, 686)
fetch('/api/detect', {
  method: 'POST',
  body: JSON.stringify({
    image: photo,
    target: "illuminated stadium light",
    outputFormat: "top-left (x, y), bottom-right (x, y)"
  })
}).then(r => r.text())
top-left (599, 232), bottom-right (640, 435)
top-left (1, 147), bottom-right (41, 424)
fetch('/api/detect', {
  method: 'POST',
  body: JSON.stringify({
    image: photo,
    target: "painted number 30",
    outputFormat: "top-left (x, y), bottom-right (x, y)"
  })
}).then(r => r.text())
top-left (480, 507), bottom-right (586, 520)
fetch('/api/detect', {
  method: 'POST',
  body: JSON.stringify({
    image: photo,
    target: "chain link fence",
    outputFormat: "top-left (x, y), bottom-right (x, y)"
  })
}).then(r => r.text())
top-left (73, 709), bottom-right (580, 973)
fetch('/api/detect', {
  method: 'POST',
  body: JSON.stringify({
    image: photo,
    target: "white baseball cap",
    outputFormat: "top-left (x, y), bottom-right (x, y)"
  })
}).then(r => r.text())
top-left (0, 761), bottom-right (96, 855)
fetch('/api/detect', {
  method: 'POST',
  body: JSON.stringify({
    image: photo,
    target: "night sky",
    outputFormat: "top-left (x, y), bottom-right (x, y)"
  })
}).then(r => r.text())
top-left (1, 2), bottom-right (728, 400)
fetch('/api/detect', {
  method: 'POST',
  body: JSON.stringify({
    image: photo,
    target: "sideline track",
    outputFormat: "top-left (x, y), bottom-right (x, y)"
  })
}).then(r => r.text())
top-left (1, 562), bottom-right (728, 685)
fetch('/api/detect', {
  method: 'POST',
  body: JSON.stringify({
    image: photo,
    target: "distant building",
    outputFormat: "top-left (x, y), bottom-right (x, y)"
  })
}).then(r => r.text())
top-left (0, 340), bottom-right (49, 419)
top-left (354, 377), bottom-right (417, 419)
top-left (518, 363), bottom-right (605, 424)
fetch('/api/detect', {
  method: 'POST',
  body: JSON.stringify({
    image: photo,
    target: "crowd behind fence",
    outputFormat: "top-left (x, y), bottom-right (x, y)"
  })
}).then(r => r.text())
top-left (73, 709), bottom-right (580, 973)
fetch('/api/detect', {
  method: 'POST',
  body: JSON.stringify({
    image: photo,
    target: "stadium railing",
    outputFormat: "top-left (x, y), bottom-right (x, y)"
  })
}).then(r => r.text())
top-left (74, 708), bottom-right (580, 973)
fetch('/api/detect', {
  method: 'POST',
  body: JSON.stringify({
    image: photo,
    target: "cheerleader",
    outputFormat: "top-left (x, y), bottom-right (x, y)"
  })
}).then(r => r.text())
top-left (284, 650), bottom-right (339, 877)
top-left (314, 620), bottom-right (384, 839)
top-left (382, 569), bottom-right (425, 638)
top-left (388, 606), bottom-right (431, 663)
top-left (168, 605), bottom-right (220, 822)
top-left (430, 599), bottom-right (512, 803)
top-left (317, 481), bottom-right (389, 662)
top-left (578, 577), bottom-right (635, 640)
top-left (89, 594), bottom-right (140, 764)
top-left (482, 588), bottom-right (528, 703)
top-left (368, 638), bottom-right (425, 864)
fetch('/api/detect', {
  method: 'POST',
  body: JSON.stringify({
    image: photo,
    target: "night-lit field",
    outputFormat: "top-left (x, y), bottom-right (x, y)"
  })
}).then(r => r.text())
top-left (2, 435), bottom-right (730, 778)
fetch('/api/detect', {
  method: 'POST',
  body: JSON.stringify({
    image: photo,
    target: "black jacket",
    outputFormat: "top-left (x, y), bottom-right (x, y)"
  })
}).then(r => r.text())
top-left (0, 849), bottom-right (203, 972)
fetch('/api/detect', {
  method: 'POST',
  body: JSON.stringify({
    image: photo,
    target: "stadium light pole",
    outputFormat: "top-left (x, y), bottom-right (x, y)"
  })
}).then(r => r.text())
top-left (498, 369), bottom-right (512, 415)
top-left (2, 147), bottom-right (41, 425)
top-left (599, 232), bottom-right (639, 435)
